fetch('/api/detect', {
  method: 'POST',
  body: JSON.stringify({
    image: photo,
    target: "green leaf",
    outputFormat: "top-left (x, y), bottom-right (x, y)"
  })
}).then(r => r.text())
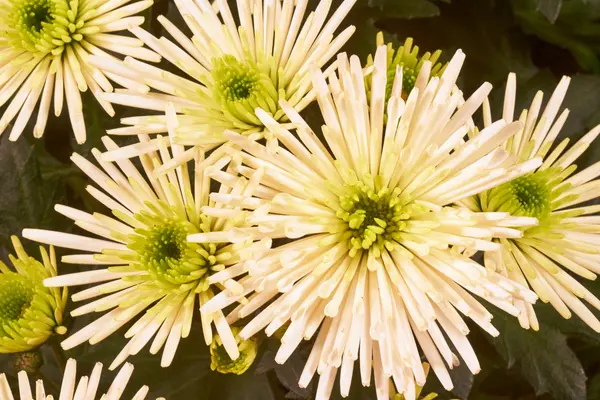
top-left (488, 311), bottom-right (586, 400)
top-left (257, 340), bottom-right (314, 399)
top-left (588, 373), bottom-right (600, 400)
top-left (0, 135), bottom-right (69, 256)
top-left (511, 0), bottom-right (600, 72)
top-left (367, 0), bottom-right (440, 18)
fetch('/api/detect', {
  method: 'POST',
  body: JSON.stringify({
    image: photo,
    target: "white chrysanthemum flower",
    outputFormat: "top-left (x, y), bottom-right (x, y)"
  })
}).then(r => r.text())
top-left (193, 48), bottom-right (540, 399)
top-left (462, 73), bottom-right (600, 332)
top-left (0, 0), bottom-right (158, 143)
top-left (89, 0), bottom-right (357, 161)
top-left (1, 358), bottom-right (164, 399)
top-left (22, 109), bottom-right (270, 369)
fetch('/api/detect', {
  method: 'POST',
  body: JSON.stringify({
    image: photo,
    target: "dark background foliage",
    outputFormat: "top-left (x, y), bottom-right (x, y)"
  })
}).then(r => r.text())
top-left (2, 0), bottom-right (600, 398)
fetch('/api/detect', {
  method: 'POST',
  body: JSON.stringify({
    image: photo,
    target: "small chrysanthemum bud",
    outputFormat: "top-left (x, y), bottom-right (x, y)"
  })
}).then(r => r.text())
top-left (0, 236), bottom-right (67, 353)
top-left (210, 328), bottom-right (257, 375)
top-left (13, 350), bottom-right (43, 374)
top-left (366, 32), bottom-right (446, 102)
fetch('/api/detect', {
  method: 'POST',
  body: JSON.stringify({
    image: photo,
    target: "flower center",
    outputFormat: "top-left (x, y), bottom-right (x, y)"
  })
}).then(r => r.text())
top-left (485, 169), bottom-right (565, 221)
top-left (144, 221), bottom-right (188, 262)
top-left (5, 0), bottom-right (83, 56)
top-left (126, 210), bottom-right (221, 291)
top-left (210, 55), bottom-right (279, 129)
top-left (386, 64), bottom-right (417, 100)
top-left (19, 0), bottom-right (54, 33)
top-left (509, 174), bottom-right (552, 218)
top-left (337, 182), bottom-right (415, 256)
top-left (213, 56), bottom-right (260, 102)
top-left (0, 275), bottom-right (35, 323)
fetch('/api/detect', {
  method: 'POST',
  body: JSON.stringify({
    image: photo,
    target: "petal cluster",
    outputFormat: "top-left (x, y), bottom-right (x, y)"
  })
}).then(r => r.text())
top-left (465, 73), bottom-right (600, 331)
top-left (195, 47), bottom-right (539, 399)
top-left (0, 0), bottom-right (157, 142)
top-left (1, 358), bottom-right (164, 399)
top-left (23, 110), bottom-right (270, 369)
top-left (90, 0), bottom-right (357, 156)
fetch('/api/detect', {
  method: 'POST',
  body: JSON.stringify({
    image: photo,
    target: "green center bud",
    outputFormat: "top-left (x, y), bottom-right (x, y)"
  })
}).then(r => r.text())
top-left (210, 328), bottom-right (257, 375)
top-left (485, 167), bottom-right (570, 223)
top-left (211, 55), bottom-right (279, 129)
top-left (508, 174), bottom-right (552, 219)
top-left (336, 181), bottom-right (422, 257)
top-left (0, 275), bottom-right (34, 324)
top-left (123, 206), bottom-right (223, 292)
top-left (18, 0), bottom-right (54, 33)
top-left (4, 0), bottom-right (83, 56)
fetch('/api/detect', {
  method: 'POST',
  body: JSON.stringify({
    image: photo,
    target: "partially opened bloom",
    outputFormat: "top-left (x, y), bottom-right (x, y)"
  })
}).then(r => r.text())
top-left (91, 0), bottom-right (357, 161)
top-left (463, 73), bottom-right (600, 331)
top-left (210, 327), bottom-right (258, 375)
top-left (1, 358), bottom-right (164, 399)
top-left (196, 48), bottom-right (540, 399)
top-left (366, 33), bottom-right (445, 102)
top-left (22, 112), bottom-right (270, 369)
top-left (0, 236), bottom-right (66, 353)
top-left (0, 0), bottom-right (158, 143)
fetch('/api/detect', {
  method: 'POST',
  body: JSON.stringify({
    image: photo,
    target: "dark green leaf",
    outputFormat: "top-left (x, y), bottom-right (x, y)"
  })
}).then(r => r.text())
top-left (367, 0), bottom-right (440, 18)
top-left (488, 311), bottom-right (586, 400)
top-left (0, 135), bottom-right (68, 256)
top-left (588, 373), bottom-right (600, 400)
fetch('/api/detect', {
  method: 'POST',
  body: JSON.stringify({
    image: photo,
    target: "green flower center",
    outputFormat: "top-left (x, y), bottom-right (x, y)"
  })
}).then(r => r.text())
top-left (213, 56), bottom-right (260, 102)
top-left (18, 0), bottom-right (54, 33)
top-left (337, 182), bottom-right (416, 256)
top-left (509, 174), bottom-right (552, 219)
top-left (0, 275), bottom-right (35, 323)
top-left (4, 0), bottom-right (83, 56)
top-left (210, 55), bottom-right (279, 129)
top-left (484, 168), bottom-right (571, 223)
top-left (144, 221), bottom-right (188, 262)
top-left (125, 209), bottom-right (221, 291)
top-left (385, 64), bottom-right (417, 100)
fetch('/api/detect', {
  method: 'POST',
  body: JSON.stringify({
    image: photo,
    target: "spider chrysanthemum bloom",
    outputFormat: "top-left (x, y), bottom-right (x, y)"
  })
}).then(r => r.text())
top-left (195, 48), bottom-right (541, 399)
top-left (366, 32), bottom-right (445, 102)
top-left (1, 358), bottom-right (165, 399)
top-left (463, 73), bottom-right (600, 332)
top-left (0, 236), bottom-right (67, 353)
top-left (90, 0), bottom-right (357, 161)
top-left (0, 0), bottom-right (158, 143)
top-left (22, 111), bottom-right (270, 369)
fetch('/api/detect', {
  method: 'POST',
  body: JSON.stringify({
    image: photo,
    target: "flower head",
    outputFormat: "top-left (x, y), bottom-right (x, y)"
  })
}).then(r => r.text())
top-left (1, 358), bottom-right (164, 399)
top-left (90, 0), bottom-right (357, 161)
top-left (22, 110), bottom-right (270, 369)
top-left (210, 327), bottom-right (258, 375)
top-left (0, 236), bottom-right (66, 353)
top-left (464, 73), bottom-right (600, 332)
top-left (0, 0), bottom-right (157, 143)
top-left (195, 48), bottom-right (539, 399)
top-left (366, 33), bottom-right (445, 102)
